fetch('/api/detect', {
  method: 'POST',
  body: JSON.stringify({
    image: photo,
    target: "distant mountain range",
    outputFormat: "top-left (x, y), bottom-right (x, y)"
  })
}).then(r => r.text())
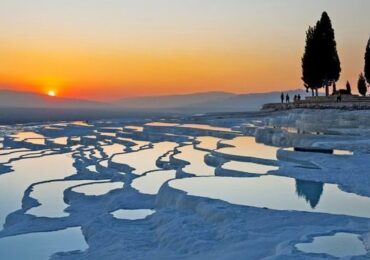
top-left (116, 89), bottom-right (308, 113)
top-left (0, 89), bottom-right (307, 123)
top-left (0, 89), bottom-right (308, 111)
top-left (0, 89), bottom-right (109, 109)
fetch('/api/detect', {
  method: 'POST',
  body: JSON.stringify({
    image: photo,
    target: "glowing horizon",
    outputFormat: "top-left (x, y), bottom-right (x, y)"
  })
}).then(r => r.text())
top-left (0, 0), bottom-right (369, 101)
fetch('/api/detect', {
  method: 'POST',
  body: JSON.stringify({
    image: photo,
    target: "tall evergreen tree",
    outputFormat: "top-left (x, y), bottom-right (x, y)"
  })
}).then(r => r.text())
top-left (346, 81), bottom-right (352, 95)
top-left (316, 12), bottom-right (341, 96)
top-left (302, 27), bottom-right (321, 96)
top-left (365, 37), bottom-right (370, 84)
top-left (358, 73), bottom-right (367, 96)
top-left (301, 12), bottom-right (341, 96)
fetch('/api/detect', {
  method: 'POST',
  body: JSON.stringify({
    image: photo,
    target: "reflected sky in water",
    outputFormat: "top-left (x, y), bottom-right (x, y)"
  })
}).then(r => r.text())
top-left (0, 154), bottom-right (75, 227)
top-left (0, 227), bottom-right (87, 260)
top-left (11, 132), bottom-right (45, 141)
top-left (296, 232), bottom-right (366, 257)
top-left (112, 141), bottom-right (177, 175)
top-left (170, 175), bottom-right (370, 218)
top-left (132, 170), bottom-right (176, 195)
top-left (195, 136), bottom-right (222, 150)
top-left (111, 209), bottom-right (155, 220)
top-left (174, 145), bottom-right (215, 176)
top-left (222, 161), bottom-right (278, 175)
top-left (72, 182), bottom-right (123, 196)
top-left (217, 136), bottom-right (279, 160)
top-left (27, 180), bottom-right (98, 218)
top-left (179, 124), bottom-right (233, 132)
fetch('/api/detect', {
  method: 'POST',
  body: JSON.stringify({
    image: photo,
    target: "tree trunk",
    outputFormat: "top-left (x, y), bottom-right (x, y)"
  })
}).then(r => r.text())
top-left (325, 84), bottom-right (329, 96)
top-left (315, 88), bottom-right (318, 96)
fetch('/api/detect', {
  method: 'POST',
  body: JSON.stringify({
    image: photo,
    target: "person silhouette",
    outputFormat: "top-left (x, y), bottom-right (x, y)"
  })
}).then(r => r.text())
top-left (286, 94), bottom-right (290, 104)
top-left (298, 94), bottom-right (301, 101)
top-left (280, 93), bottom-right (284, 104)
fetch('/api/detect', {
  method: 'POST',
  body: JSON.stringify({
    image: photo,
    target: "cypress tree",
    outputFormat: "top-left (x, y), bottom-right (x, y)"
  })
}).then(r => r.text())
top-left (316, 12), bottom-right (341, 96)
top-left (301, 12), bottom-right (341, 96)
top-left (365, 37), bottom-right (370, 84)
top-left (346, 81), bottom-right (352, 95)
top-left (302, 27), bottom-right (321, 96)
top-left (358, 73), bottom-right (367, 96)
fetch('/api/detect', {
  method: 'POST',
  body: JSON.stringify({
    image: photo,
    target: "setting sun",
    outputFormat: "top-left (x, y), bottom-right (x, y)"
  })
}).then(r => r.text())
top-left (47, 90), bottom-right (56, 97)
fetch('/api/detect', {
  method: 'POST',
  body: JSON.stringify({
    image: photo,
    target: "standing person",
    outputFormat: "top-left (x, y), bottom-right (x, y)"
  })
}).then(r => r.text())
top-left (280, 93), bottom-right (284, 104)
top-left (286, 94), bottom-right (290, 103)
top-left (298, 94), bottom-right (301, 102)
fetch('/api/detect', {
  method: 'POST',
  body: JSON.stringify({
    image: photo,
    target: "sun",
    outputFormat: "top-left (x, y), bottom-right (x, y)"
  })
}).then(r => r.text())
top-left (47, 90), bottom-right (56, 97)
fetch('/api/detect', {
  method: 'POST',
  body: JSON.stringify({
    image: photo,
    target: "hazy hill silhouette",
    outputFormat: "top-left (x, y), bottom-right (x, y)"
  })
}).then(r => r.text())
top-left (0, 89), bottom-right (109, 109)
top-left (0, 89), bottom-right (307, 123)
top-left (115, 91), bottom-right (235, 109)
top-left (116, 89), bottom-right (307, 112)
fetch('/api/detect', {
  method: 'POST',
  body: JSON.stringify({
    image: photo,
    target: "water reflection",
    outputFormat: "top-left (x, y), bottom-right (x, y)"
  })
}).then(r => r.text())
top-left (72, 182), bottom-right (124, 196)
top-left (174, 145), bottom-right (215, 176)
top-left (27, 180), bottom-right (98, 218)
top-left (222, 161), bottom-right (278, 175)
top-left (0, 227), bottom-right (88, 260)
top-left (111, 142), bottom-right (177, 175)
top-left (296, 232), bottom-right (367, 257)
top-left (0, 154), bottom-right (75, 227)
top-left (169, 175), bottom-right (370, 218)
top-left (111, 209), bottom-right (155, 220)
top-left (195, 136), bottom-right (222, 150)
top-left (217, 136), bottom-right (279, 160)
top-left (179, 124), bottom-right (233, 132)
top-left (295, 179), bottom-right (324, 209)
top-left (132, 170), bottom-right (176, 195)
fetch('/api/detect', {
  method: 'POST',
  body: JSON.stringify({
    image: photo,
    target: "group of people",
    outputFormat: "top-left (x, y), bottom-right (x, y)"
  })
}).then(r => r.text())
top-left (280, 93), bottom-right (301, 104)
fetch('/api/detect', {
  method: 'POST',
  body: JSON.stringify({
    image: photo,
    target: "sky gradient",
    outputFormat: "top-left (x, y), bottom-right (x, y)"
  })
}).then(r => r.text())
top-left (0, 0), bottom-right (369, 100)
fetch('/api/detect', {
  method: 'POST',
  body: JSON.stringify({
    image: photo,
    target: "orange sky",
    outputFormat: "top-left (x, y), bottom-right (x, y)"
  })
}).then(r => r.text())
top-left (0, 0), bottom-right (369, 101)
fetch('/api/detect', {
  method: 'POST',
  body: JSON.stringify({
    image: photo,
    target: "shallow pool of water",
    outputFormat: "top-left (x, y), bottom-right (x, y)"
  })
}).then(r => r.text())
top-left (112, 142), bottom-right (177, 175)
top-left (169, 175), bottom-right (370, 218)
top-left (102, 143), bottom-right (126, 158)
top-left (0, 227), bottom-right (88, 260)
top-left (0, 149), bottom-right (33, 164)
top-left (52, 137), bottom-right (69, 145)
top-left (174, 145), bottom-right (215, 176)
top-left (146, 122), bottom-right (179, 127)
top-left (111, 209), bottom-right (155, 220)
top-left (72, 182), bottom-right (124, 196)
top-left (25, 138), bottom-right (46, 145)
top-left (11, 132), bottom-right (45, 141)
top-left (296, 232), bottom-right (367, 257)
top-left (125, 126), bottom-right (144, 132)
top-left (132, 170), bottom-right (176, 195)
top-left (179, 124), bottom-right (233, 132)
top-left (333, 149), bottom-right (353, 155)
top-left (27, 180), bottom-right (98, 218)
top-left (0, 153), bottom-right (75, 227)
top-left (196, 136), bottom-right (223, 150)
top-left (222, 161), bottom-right (278, 174)
top-left (217, 136), bottom-right (279, 160)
